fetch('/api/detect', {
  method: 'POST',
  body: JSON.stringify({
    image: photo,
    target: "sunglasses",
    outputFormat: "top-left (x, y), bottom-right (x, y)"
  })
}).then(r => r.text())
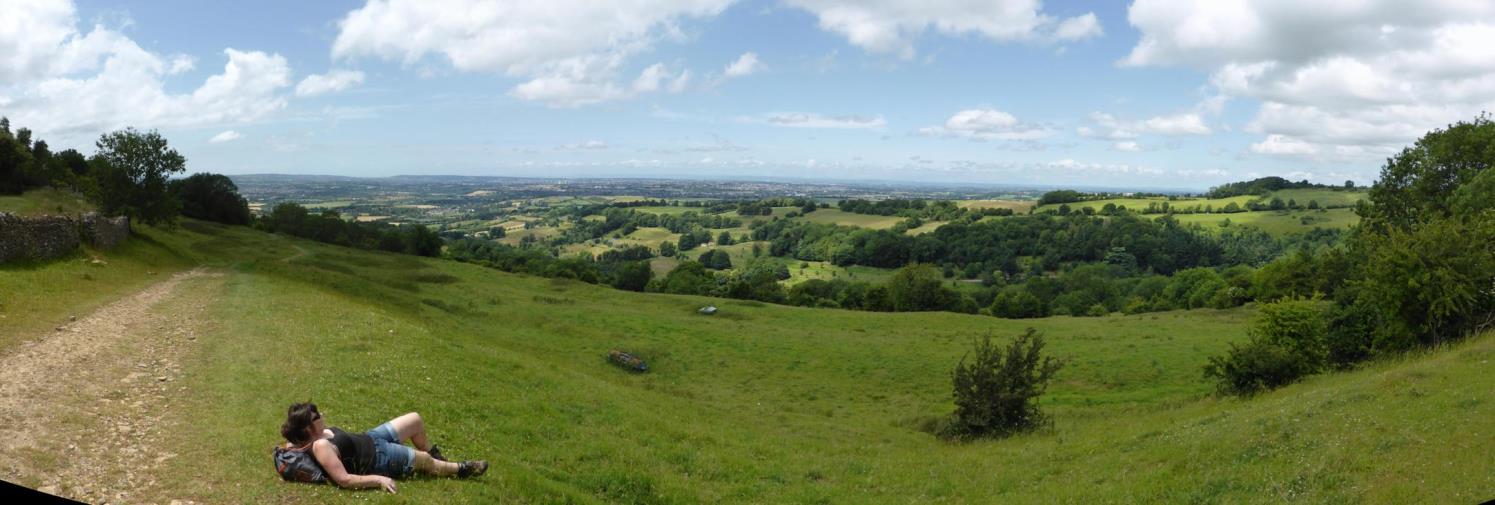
top-left (311, 410), bottom-right (322, 421)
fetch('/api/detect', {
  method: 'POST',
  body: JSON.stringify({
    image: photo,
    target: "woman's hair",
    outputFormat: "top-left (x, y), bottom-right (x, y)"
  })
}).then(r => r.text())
top-left (281, 402), bottom-right (319, 445)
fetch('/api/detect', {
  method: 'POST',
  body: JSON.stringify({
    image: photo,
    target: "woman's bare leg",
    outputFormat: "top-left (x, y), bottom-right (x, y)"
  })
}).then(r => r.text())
top-left (388, 412), bottom-right (432, 451)
top-left (411, 450), bottom-right (460, 476)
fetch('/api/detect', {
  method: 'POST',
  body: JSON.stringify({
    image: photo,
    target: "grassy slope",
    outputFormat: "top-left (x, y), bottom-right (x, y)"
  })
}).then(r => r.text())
top-left (1168, 207), bottom-right (1361, 236)
top-left (0, 187), bottom-right (94, 216)
top-left (4, 222), bottom-right (1490, 503)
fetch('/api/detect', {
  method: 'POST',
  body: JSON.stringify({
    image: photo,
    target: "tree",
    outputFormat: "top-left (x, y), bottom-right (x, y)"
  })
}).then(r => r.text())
top-left (699, 249), bottom-right (733, 270)
top-left (608, 261), bottom-right (653, 292)
top-left (1361, 114), bottom-right (1495, 234)
top-left (403, 225), bottom-right (443, 257)
top-left (717, 230), bottom-right (734, 246)
top-left (170, 173), bottom-right (251, 225)
top-left (1353, 115), bottom-right (1495, 349)
top-left (1306, 199), bottom-right (1320, 209)
top-left (659, 240), bottom-right (676, 257)
top-left (91, 128), bottom-right (187, 224)
top-left (886, 264), bottom-right (958, 312)
top-left (946, 329), bottom-right (1063, 439)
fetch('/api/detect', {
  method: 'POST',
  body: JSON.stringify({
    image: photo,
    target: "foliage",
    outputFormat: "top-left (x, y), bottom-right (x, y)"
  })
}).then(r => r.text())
top-left (886, 264), bottom-right (959, 312)
top-left (1206, 176), bottom-right (1337, 199)
top-left (946, 329), bottom-right (1063, 439)
top-left (1352, 115), bottom-right (1495, 350)
top-left (91, 128), bottom-right (187, 225)
top-left (697, 249), bottom-right (733, 270)
top-left (1204, 297), bottom-right (1327, 395)
top-left (170, 173), bottom-right (251, 225)
top-left (260, 203), bottom-right (442, 257)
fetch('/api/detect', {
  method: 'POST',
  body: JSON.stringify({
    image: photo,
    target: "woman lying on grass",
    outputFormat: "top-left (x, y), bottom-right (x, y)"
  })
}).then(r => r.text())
top-left (280, 402), bottom-right (487, 493)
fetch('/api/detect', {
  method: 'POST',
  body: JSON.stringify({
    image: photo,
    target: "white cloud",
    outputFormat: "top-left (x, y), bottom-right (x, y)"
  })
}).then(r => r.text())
top-left (167, 55), bottom-right (195, 74)
top-left (1113, 141), bottom-right (1140, 152)
top-left (1124, 0), bottom-right (1495, 161)
top-left (1081, 95), bottom-right (1218, 142)
top-left (331, 0), bottom-right (732, 106)
top-left (723, 52), bottom-right (761, 77)
top-left (557, 140), bottom-right (608, 150)
top-left (1053, 12), bottom-right (1102, 41)
top-left (209, 130), bottom-right (242, 143)
top-left (754, 112), bottom-right (886, 129)
top-left (0, 1), bottom-right (292, 143)
top-left (782, 0), bottom-right (1101, 58)
top-left (295, 69), bottom-right (366, 97)
top-left (920, 108), bottom-right (1050, 140)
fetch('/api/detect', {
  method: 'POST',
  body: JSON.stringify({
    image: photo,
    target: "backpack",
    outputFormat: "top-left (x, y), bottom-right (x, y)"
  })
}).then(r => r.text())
top-left (273, 444), bottom-right (327, 484)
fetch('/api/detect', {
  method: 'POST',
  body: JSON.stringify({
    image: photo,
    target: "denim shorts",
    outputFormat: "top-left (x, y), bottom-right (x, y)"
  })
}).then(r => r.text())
top-left (366, 422), bottom-right (415, 477)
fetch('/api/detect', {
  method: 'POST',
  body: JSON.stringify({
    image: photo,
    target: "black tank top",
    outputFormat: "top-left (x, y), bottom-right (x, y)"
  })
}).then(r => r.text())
top-left (328, 427), bottom-right (376, 475)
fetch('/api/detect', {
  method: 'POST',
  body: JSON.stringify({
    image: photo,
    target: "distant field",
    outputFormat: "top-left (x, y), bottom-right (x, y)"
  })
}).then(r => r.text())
top-left (301, 200), bottom-right (355, 209)
top-left (1171, 208), bottom-right (1360, 236)
top-left (725, 206), bottom-right (798, 222)
top-left (623, 226), bottom-right (678, 244)
top-left (956, 199), bottom-right (1035, 213)
top-left (1036, 195), bottom-right (1258, 214)
top-left (496, 225), bottom-right (564, 245)
top-left (1269, 188), bottom-right (1366, 208)
top-left (905, 220), bottom-right (946, 235)
top-left (801, 209), bottom-right (902, 229)
top-left (0, 188), bottom-right (93, 216)
top-left (630, 206), bottom-right (706, 216)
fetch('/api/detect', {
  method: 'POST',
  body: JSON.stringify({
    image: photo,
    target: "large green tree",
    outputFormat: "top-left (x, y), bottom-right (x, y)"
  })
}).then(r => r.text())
top-left (1352, 115), bottom-right (1495, 350)
top-left (92, 128), bottom-right (187, 224)
top-left (170, 173), bottom-right (251, 225)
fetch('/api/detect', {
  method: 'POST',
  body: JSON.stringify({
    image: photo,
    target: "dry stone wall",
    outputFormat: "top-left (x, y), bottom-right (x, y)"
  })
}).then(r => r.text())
top-left (0, 212), bottom-right (130, 263)
top-left (82, 213), bottom-right (130, 249)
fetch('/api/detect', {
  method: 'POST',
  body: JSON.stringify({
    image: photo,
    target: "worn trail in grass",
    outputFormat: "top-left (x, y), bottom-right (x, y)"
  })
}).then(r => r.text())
top-left (0, 268), bottom-right (223, 504)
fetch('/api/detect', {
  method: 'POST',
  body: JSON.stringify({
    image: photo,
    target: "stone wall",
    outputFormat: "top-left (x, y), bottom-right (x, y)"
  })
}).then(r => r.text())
top-left (0, 212), bottom-right (80, 262)
top-left (0, 212), bottom-right (130, 263)
top-left (81, 213), bottom-right (130, 249)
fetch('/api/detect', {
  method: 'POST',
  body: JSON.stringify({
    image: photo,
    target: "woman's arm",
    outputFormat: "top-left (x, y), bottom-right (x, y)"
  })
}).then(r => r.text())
top-left (311, 440), bottom-right (397, 493)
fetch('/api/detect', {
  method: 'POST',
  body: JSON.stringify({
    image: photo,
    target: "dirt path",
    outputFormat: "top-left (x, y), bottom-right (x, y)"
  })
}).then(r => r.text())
top-left (0, 268), bottom-right (222, 504)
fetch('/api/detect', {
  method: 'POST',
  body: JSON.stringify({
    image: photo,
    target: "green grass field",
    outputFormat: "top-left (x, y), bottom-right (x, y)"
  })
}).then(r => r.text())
top-left (0, 188), bottom-right (95, 216)
top-left (955, 199), bottom-right (1035, 213)
top-left (1171, 208), bottom-right (1360, 236)
top-left (630, 206), bottom-right (706, 216)
top-left (4, 215), bottom-right (1490, 503)
top-left (800, 209), bottom-right (902, 229)
top-left (1035, 195), bottom-right (1259, 214)
top-left (1268, 188), bottom-right (1366, 208)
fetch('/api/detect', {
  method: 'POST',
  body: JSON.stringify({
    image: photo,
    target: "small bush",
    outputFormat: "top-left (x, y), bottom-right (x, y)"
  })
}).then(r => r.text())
top-left (1203, 340), bottom-right (1314, 395)
top-left (943, 328), bottom-right (1063, 440)
top-left (1203, 297), bottom-right (1327, 395)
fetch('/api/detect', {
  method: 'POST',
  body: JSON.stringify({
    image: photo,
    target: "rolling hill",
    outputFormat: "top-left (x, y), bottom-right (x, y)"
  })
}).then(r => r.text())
top-left (0, 218), bottom-right (1489, 503)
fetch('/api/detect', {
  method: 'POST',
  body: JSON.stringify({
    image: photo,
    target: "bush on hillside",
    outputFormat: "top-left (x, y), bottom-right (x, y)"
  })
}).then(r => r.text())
top-left (1203, 297), bottom-right (1327, 395)
top-left (943, 328), bottom-right (1063, 440)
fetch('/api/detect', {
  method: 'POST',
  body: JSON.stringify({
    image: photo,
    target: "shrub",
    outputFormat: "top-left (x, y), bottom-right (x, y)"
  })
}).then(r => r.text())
top-left (944, 329), bottom-right (1063, 439)
top-left (1203, 297), bottom-right (1327, 395)
top-left (1203, 341), bottom-right (1312, 396)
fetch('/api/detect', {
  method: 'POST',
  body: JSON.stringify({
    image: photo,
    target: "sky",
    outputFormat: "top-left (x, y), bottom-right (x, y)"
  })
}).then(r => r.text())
top-left (4, 0), bottom-right (1495, 190)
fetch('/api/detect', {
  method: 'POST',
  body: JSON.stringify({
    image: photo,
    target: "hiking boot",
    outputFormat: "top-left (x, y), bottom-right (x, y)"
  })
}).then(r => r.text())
top-left (427, 444), bottom-right (447, 462)
top-left (457, 460), bottom-right (488, 478)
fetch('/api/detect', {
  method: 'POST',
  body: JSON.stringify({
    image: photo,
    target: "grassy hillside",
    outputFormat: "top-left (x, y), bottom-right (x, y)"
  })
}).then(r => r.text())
top-left (1169, 207), bottom-right (1361, 235)
top-left (0, 187), bottom-right (94, 216)
top-left (800, 209), bottom-right (902, 229)
top-left (3, 222), bottom-right (1490, 503)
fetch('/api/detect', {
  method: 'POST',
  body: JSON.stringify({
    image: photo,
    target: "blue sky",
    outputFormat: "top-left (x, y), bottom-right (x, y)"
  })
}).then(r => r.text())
top-left (7, 1), bottom-right (1495, 190)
